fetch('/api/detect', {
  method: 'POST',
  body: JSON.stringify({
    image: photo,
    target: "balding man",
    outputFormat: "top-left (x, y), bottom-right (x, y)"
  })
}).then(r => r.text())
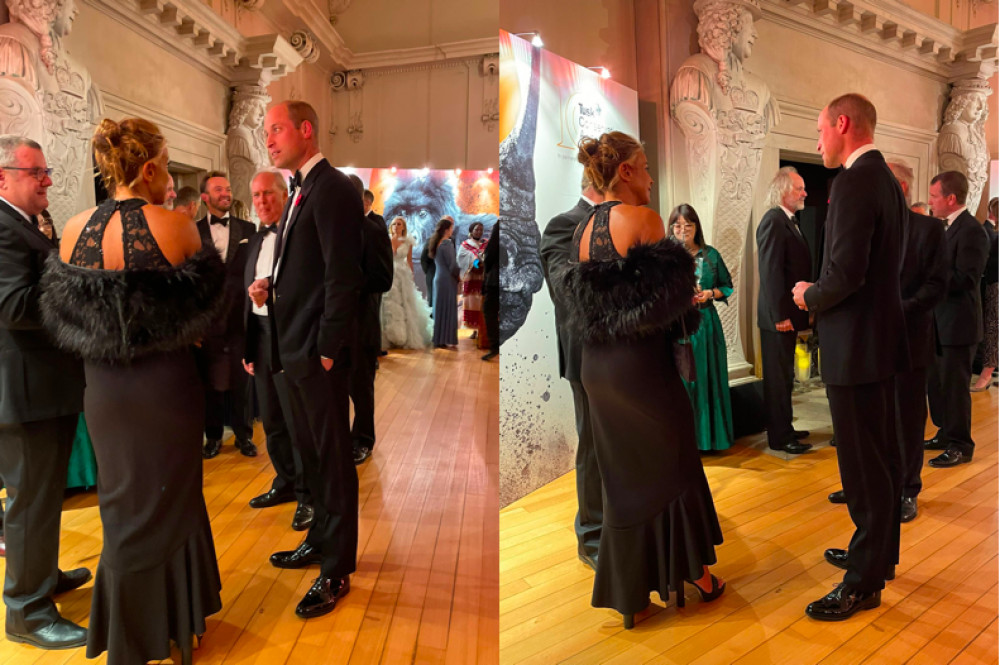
top-left (173, 186), bottom-right (200, 221)
top-left (792, 93), bottom-right (909, 621)
top-left (243, 169), bottom-right (312, 531)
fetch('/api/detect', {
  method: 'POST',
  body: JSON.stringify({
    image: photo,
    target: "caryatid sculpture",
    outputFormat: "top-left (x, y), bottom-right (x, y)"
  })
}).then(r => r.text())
top-left (0, 0), bottom-right (102, 229)
top-left (670, 0), bottom-right (779, 373)
top-left (938, 78), bottom-right (991, 214)
top-left (226, 85), bottom-right (270, 220)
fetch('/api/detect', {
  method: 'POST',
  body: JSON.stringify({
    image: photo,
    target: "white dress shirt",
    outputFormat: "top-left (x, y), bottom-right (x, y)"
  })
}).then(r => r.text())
top-left (252, 227), bottom-right (277, 315)
top-left (0, 196), bottom-right (34, 226)
top-left (844, 144), bottom-right (878, 170)
top-left (945, 206), bottom-right (967, 228)
top-left (208, 213), bottom-right (230, 261)
top-left (780, 205), bottom-right (804, 236)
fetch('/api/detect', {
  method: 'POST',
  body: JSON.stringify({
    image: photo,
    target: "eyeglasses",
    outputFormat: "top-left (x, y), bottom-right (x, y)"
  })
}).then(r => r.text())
top-left (1, 166), bottom-right (53, 182)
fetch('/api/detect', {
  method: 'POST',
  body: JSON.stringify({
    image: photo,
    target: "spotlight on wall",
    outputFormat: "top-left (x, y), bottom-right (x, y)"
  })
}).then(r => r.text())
top-left (420, 167), bottom-right (430, 176)
top-left (342, 166), bottom-right (354, 174)
top-left (588, 66), bottom-right (611, 79)
top-left (455, 168), bottom-right (462, 176)
top-left (487, 167), bottom-right (494, 175)
top-left (514, 32), bottom-right (543, 48)
top-left (390, 166), bottom-right (397, 174)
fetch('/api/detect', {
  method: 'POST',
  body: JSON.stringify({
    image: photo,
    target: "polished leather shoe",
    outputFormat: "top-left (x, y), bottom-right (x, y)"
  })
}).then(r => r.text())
top-left (6, 617), bottom-right (87, 649)
top-left (291, 503), bottom-right (314, 532)
top-left (249, 488), bottom-right (296, 509)
top-left (829, 436), bottom-right (837, 448)
top-left (578, 551), bottom-right (598, 571)
top-left (828, 489), bottom-right (846, 504)
top-left (53, 568), bottom-right (92, 595)
top-left (353, 445), bottom-right (372, 465)
top-left (793, 429), bottom-right (810, 440)
top-left (202, 439), bottom-right (221, 459)
top-left (900, 496), bottom-right (918, 522)
top-left (824, 548), bottom-right (894, 580)
top-left (235, 438), bottom-right (258, 457)
top-left (929, 448), bottom-right (972, 468)
top-left (923, 433), bottom-right (947, 450)
top-left (770, 440), bottom-right (812, 454)
top-left (295, 576), bottom-right (350, 619)
top-left (806, 582), bottom-right (880, 621)
top-left (270, 542), bottom-right (322, 569)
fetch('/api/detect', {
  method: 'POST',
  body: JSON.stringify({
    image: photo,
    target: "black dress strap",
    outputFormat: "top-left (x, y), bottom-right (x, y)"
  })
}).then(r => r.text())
top-left (68, 198), bottom-right (171, 270)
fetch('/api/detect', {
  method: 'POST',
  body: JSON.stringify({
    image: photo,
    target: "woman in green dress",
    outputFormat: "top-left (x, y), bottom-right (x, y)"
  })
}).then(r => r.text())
top-left (668, 204), bottom-right (734, 452)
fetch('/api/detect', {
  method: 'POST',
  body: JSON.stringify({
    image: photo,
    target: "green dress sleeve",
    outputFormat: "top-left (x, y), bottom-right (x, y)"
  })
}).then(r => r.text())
top-left (707, 246), bottom-right (733, 303)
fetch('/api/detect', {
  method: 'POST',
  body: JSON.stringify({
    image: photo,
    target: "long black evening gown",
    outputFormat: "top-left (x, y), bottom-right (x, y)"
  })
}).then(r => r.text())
top-left (562, 201), bottom-right (724, 616)
top-left (40, 198), bottom-right (225, 665)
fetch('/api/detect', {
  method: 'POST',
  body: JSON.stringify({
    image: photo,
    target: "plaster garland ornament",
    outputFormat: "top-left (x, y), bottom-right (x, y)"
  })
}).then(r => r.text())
top-left (0, 0), bottom-right (103, 230)
top-left (938, 78), bottom-right (992, 212)
top-left (331, 70), bottom-right (364, 142)
top-left (289, 30), bottom-right (320, 64)
top-left (481, 54), bottom-right (499, 131)
top-left (669, 0), bottom-right (779, 373)
top-left (225, 85), bottom-right (270, 222)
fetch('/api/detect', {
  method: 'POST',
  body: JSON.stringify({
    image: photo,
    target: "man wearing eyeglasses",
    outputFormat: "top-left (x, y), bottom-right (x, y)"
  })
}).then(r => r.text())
top-left (0, 136), bottom-right (88, 649)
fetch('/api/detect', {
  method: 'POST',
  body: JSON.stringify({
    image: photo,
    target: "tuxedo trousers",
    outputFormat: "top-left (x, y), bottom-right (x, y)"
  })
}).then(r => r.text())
top-left (894, 367), bottom-right (927, 499)
top-left (927, 343), bottom-right (976, 456)
top-left (569, 380), bottom-right (602, 558)
top-left (483, 284), bottom-right (500, 354)
top-left (250, 315), bottom-right (308, 503)
top-left (203, 345), bottom-right (253, 442)
top-left (760, 329), bottom-right (797, 448)
top-left (276, 362), bottom-right (358, 580)
top-left (827, 379), bottom-right (900, 593)
top-left (0, 414), bottom-right (77, 632)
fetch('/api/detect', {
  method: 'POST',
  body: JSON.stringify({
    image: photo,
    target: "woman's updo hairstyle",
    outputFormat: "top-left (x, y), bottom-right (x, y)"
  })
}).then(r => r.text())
top-left (577, 131), bottom-right (644, 194)
top-left (92, 118), bottom-right (166, 193)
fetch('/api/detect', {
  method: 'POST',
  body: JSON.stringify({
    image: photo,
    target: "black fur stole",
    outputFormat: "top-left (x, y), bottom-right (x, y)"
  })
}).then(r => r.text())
top-left (40, 248), bottom-right (226, 364)
top-left (561, 238), bottom-right (701, 344)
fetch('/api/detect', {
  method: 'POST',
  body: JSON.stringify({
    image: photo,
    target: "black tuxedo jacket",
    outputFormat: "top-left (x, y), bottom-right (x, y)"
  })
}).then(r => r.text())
top-left (803, 150), bottom-right (908, 386)
top-left (270, 159), bottom-right (364, 379)
top-left (756, 206), bottom-right (811, 332)
top-left (483, 220), bottom-right (499, 290)
top-left (0, 200), bottom-right (83, 424)
top-left (367, 211), bottom-right (386, 231)
top-left (933, 209), bottom-right (990, 346)
top-left (540, 199), bottom-right (593, 381)
top-left (196, 214), bottom-right (256, 345)
top-left (358, 213), bottom-right (393, 351)
top-left (900, 210), bottom-right (948, 366)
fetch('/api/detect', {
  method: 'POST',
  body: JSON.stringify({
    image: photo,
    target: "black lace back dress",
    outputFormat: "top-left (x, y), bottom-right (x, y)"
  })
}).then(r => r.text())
top-left (40, 198), bottom-right (224, 665)
top-left (566, 201), bottom-right (724, 616)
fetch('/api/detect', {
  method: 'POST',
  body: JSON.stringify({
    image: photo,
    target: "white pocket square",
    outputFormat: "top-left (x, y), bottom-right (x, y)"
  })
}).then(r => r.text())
top-left (240, 238), bottom-right (249, 244)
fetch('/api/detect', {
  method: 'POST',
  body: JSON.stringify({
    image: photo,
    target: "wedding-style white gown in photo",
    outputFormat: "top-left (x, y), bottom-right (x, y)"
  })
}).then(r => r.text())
top-left (382, 235), bottom-right (433, 349)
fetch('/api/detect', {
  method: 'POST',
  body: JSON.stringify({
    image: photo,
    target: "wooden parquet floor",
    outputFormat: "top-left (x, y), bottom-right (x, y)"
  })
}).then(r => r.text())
top-left (0, 333), bottom-right (499, 665)
top-left (500, 387), bottom-right (999, 665)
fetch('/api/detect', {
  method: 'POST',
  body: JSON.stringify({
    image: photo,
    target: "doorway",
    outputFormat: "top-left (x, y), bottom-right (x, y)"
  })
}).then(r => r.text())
top-left (779, 155), bottom-right (839, 280)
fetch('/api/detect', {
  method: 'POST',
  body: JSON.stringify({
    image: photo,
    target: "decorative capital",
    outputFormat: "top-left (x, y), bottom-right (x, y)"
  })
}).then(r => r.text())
top-left (481, 54), bottom-right (499, 76)
top-left (231, 34), bottom-right (304, 86)
top-left (330, 69), bottom-right (364, 91)
top-left (290, 30), bottom-right (321, 64)
top-left (228, 84), bottom-right (270, 131)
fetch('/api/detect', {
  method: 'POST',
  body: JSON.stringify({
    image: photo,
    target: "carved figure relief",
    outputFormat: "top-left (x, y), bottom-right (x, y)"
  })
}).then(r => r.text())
top-left (938, 78), bottom-right (991, 213)
top-left (669, 0), bottom-right (779, 371)
top-left (0, 0), bottom-right (102, 229)
top-left (226, 85), bottom-right (270, 220)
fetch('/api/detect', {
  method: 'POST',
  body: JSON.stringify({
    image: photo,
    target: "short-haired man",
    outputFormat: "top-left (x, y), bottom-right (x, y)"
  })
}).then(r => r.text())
top-left (792, 93), bottom-right (909, 621)
top-left (162, 174), bottom-right (177, 210)
top-left (196, 171), bottom-right (258, 459)
top-left (0, 136), bottom-right (89, 649)
top-left (174, 186), bottom-right (200, 221)
top-left (923, 171), bottom-right (990, 467)
top-left (243, 168), bottom-right (313, 530)
top-left (910, 202), bottom-right (929, 215)
top-left (756, 166), bottom-right (813, 456)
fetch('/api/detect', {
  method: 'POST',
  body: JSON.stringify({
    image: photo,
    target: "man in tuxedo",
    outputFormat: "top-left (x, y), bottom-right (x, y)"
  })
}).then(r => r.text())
top-left (197, 171), bottom-right (258, 459)
top-left (0, 136), bottom-right (90, 649)
top-left (249, 101), bottom-right (364, 619)
top-left (242, 168), bottom-right (313, 531)
top-left (756, 167), bottom-right (813, 455)
top-left (348, 177), bottom-right (393, 465)
top-left (173, 186), bottom-right (200, 222)
top-left (924, 171), bottom-right (990, 467)
top-left (792, 94), bottom-right (909, 621)
top-left (539, 180), bottom-right (604, 569)
top-left (481, 220), bottom-right (499, 361)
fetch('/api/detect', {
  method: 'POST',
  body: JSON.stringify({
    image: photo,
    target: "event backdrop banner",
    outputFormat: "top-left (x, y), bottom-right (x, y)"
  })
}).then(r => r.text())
top-left (498, 30), bottom-right (639, 506)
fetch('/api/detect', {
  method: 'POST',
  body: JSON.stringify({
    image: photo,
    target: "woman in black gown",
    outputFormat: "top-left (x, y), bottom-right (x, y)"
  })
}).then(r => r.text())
top-left (40, 118), bottom-right (224, 664)
top-left (560, 131), bottom-right (726, 628)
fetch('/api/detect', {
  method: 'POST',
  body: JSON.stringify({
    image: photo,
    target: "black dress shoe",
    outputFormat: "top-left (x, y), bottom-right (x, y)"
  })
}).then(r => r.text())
top-left (829, 436), bottom-right (837, 448)
top-left (481, 351), bottom-right (498, 361)
top-left (291, 503), bottom-right (314, 531)
top-left (806, 582), bottom-right (880, 621)
top-left (249, 488), bottom-right (296, 509)
top-left (900, 496), bottom-right (918, 522)
top-left (770, 440), bottom-right (812, 454)
top-left (353, 445), bottom-right (372, 465)
top-left (824, 548), bottom-right (894, 580)
top-left (202, 439), bottom-right (221, 459)
top-left (578, 551), bottom-right (598, 571)
top-left (270, 542), bottom-right (323, 569)
top-left (53, 568), bottom-right (92, 595)
top-left (793, 430), bottom-right (810, 440)
top-left (923, 433), bottom-right (947, 450)
top-left (929, 448), bottom-right (972, 468)
top-left (295, 576), bottom-right (350, 619)
top-left (828, 489), bottom-right (846, 504)
top-left (6, 617), bottom-right (87, 649)
top-left (235, 438), bottom-right (258, 457)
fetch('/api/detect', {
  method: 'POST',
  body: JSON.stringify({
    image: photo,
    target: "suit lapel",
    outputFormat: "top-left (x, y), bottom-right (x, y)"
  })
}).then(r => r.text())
top-left (0, 200), bottom-right (55, 252)
top-left (274, 178), bottom-right (317, 281)
top-left (225, 218), bottom-right (242, 266)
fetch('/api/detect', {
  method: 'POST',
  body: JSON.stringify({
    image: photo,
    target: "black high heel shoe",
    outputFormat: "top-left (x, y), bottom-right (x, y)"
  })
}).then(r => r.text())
top-left (691, 574), bottom-right (726, 603)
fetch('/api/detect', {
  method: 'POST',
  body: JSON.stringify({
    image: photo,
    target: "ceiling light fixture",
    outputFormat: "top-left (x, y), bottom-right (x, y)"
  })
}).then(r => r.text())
top-left (514, 32), bottom-right (543, 48)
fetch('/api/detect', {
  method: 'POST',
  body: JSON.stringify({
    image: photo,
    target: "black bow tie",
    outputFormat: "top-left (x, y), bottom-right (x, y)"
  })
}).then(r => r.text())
top-left (209, 215), bottom-right (228, 227)
top-left (263, 224), bottom-right (278, 234)
top-left (288, 171), bottom-right (302, 193)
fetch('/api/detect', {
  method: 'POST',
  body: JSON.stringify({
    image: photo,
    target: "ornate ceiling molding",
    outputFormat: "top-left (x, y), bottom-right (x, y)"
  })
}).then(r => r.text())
top-left (761, 0), bottom-right (998, 81)
top-left (82, 0), bottom-right (303, 85)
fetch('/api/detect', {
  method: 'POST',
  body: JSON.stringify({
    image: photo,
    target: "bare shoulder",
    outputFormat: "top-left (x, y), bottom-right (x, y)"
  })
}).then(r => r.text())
top-left (143, 205), bottom-right (202, 261)
top-left (59, 207), bottom-right (98, 261)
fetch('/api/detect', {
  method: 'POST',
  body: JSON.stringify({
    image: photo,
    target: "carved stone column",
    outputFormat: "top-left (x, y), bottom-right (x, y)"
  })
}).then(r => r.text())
top-left (938, 78), bottom-right (992, 212)
top-left (331, 69), bottom-right (364, 142)
top-left (225, 85), bottom-right (270, 219)
top-left (669, 0), bottom-right (779, 376)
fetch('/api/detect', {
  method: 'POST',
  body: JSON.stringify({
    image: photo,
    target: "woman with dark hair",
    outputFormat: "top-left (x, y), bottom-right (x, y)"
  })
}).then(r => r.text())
top-left (668, 204), bottom-right (735, 452)
top-left (562, 131), bottom-right (725, 629)
top-left (458, 221), bottom-right (487, 344)
top-left (429, 216), bottom-right (460, 348)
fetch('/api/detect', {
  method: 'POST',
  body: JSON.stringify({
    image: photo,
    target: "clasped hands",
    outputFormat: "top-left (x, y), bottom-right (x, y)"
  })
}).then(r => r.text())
top-left (791, 281), bottom-right (812, 312)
